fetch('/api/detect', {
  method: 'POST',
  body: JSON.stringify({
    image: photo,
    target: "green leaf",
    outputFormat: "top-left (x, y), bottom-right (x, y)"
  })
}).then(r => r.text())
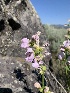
top-left (40, 70), bottom-right (44, 75)
top-left (65, 65), bottom-right (69, 71)
top-left (29, 38), bottom-right (36, 46)
top-left (39, 87), bottom-right (43, 92)
top-left (34, 48), bottom-right (40, 56)
top-left (65, 65), bottom-right (69, 74)
top-left (42, 66), bottom-right (47, 71)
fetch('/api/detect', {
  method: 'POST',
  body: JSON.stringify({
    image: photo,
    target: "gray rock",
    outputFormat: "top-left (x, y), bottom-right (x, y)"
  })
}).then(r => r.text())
top-left (0, 56), bottom-right (39, 93)
top-left (0, 0), bottom-right (47, 57)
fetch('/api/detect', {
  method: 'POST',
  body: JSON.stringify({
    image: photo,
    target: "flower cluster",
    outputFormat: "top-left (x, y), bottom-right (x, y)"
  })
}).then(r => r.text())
top-left (21, 31), bottom-right (44, 69)
top-left (58, 35), bottom-right (70, 65)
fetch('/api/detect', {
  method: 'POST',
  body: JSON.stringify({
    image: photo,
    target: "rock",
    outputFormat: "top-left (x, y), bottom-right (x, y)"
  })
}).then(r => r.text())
top-left (0, 0), bottom-right (47, 57)
top-left (0, 56), bottom-right (39, 93)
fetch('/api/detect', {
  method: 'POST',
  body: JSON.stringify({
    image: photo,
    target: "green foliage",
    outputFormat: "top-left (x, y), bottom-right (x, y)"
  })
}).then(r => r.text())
top-left (39, 87), bottom-right (43, 92)
top-left (55, 59), bottom-right (70, 92)
top-left (44, 24), bottom-right (67, 53)
top-left (40, 66), bottom-right (47, 75)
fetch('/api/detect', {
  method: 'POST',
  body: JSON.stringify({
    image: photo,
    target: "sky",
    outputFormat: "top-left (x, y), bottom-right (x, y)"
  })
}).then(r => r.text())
top-left (30, 0), bottom-right (70, 25)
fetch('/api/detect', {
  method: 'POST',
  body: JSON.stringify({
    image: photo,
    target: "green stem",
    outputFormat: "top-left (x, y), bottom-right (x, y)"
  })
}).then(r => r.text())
top-left (42, 73), bottom-right (44, 93)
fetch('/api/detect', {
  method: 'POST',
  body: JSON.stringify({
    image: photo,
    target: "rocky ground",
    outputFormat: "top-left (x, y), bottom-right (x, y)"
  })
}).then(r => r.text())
top-left (0, 56), bottom-right (40, 93)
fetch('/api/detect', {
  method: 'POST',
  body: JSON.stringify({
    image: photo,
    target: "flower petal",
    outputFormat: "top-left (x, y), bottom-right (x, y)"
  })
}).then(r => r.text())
top-left (25, 53), bottom-right (34, 62)
top-left (21, 43), bottom-right (29, 48)
top-left (39, 61), bottom-right (43, 64)
top-left (32, 62), bottom-right (39, 68)
top-left (27, 48), bottom-right (33, 52)
top-left (21, 38), bottom-right (29, 43)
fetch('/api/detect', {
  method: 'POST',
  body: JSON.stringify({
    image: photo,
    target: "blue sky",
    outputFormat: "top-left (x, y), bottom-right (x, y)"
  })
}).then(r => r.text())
top-left (30, 0), bottom-right (70, 24)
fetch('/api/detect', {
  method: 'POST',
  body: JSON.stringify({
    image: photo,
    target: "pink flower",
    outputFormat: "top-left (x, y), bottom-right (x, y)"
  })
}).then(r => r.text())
top-left (21, 43), bottom-right (29, 48)
top-left (32, 62), bottom-right (39, 68)
top-left (63, 40), bottom-right (70, 47)
top-left (39, 61), bottom-right (43, 64)
top-left (58, 52), bottom-right (65, 60)
top-left (25, 53), bottom-right (34, 62)
top-left (21, 38), bottom-right (29, 48)
top-left (60, 48), bottom-right (65, 51)
top-left (34, 82), bottom-right (41, 88)
top-left (27, 48), bottom-right (33, 53)
top-left (32, 35), bottom-right (36, 40)
top-left (44, 86), bottom-right (49, 93)
top-left (37, 31), bottom-right (41, 36)
top-left (58, 55), bottom-right (62, 60)
top-left (32, 59), bottom-right (39, 68)
top-left (21, 38), bottom-right (29, 43)
top-left (25, 48), bottom-right (34, 57)
top-left (32, 34), bottom-right (39, 41)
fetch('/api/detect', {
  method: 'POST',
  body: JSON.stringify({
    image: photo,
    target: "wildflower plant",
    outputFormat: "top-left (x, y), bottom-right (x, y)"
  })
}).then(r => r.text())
top-left (58, 22), bottom-right (70, 74)
top-left (21, 31), bottom-right (53, 93)
top-left (58, 39), bottom-right (70, 74)
top-left (58, 21), bottom-right (70, 91)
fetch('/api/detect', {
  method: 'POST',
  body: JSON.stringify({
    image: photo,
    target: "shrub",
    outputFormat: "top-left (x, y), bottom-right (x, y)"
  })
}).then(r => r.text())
top-left (44, 24), bottom-right (67, 53)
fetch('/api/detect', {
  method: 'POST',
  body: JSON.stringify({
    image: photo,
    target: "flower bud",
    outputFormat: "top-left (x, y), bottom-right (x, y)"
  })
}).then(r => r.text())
top-left (67, 46), bottom-right (70, 51)
top-left (44, 86), bottom-right (49, 93)
top-left (34, 82), bottom-right (41, 88)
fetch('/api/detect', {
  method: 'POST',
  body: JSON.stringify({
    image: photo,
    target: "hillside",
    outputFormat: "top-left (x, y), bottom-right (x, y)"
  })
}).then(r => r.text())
top-left (50, 24), bottom-right (69, 29)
